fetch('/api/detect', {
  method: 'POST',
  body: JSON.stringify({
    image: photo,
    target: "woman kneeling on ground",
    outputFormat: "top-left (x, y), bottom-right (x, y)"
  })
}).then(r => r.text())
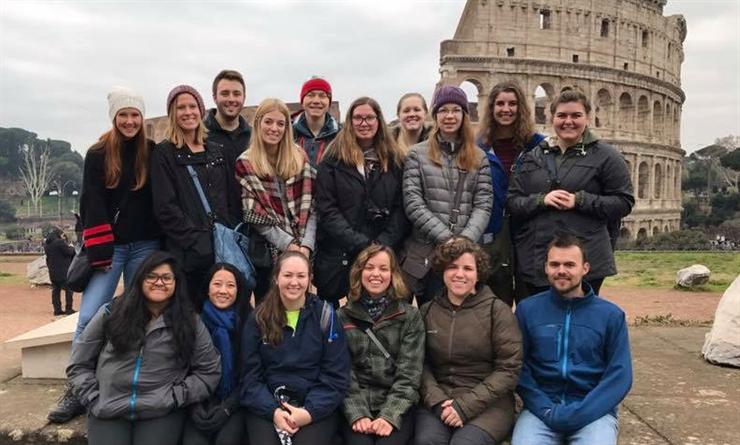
top-left (240, 252), bottom-right (350, 445)
top-left (184, 263), bottom-right (252, 445)
top-left (415, 237), bottom-right (522, 445)
top-left (67, 251), bottom-right (221, 445)
top-left (339, 244), bottom-right (425, 445)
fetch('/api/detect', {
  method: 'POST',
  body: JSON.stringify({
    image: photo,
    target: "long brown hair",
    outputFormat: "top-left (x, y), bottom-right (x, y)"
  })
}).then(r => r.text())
top-left (245, 98), bottom-right (303, 180)
top-left (347, 244), bottom-right (409, 302)
top-left (478, 80), bottom-right (536, 149)
top-left (427, 112), bottom-right (482, 171)
top-left (324, 97), bottom-right (403, 172)
top-left (254, 252), bottom-right (312, 346)
top-left (90, 122), bottom-right (149, 190)
top-left (164, 93), bottom-right (207, 148)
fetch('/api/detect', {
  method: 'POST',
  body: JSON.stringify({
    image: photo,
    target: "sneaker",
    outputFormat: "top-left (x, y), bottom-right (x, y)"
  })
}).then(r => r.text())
top-left (47, 384), bottom-right (85, 423)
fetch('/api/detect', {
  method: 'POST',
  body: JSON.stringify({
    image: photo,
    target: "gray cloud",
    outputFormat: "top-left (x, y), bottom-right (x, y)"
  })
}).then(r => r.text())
top-left (0, 0), bottom-right (737, 154)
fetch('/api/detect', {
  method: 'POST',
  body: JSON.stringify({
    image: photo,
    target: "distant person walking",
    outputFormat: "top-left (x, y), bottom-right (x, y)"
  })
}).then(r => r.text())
top-left (48, 86), bottom-right (160, 424)
top-left (43, 227), bottom-right (75, 316)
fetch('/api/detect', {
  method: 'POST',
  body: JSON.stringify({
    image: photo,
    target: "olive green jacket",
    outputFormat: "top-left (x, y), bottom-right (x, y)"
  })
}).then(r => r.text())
top-left (338, 299), bottom-right (425, 429)
top-left (419, 285), bottom-right (523, 442)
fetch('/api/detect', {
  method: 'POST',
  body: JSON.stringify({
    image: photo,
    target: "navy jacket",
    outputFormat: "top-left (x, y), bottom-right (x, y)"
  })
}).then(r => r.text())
top-left (239, 295), bottom-right (350, 422)
top-left (478, 133), bottom-right (544, 237)
top-left (293, 112), bottom-right (340, 168)
top-left (515, 285), bottom-right (632, 432)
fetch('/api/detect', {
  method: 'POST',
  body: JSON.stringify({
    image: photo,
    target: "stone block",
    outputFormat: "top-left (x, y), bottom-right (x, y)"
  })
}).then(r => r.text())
top-left (702, 274), bottom-right (740, 367)
top-left (675, 264), bottom-right (711, 288)
top-left (3, 313), bottom-right (76, 379)
top-left (26, 256), bottom-right (50, 286)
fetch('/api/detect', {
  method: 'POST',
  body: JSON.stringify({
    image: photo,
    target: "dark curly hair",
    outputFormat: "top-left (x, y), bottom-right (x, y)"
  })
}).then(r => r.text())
top-left (431, 237), bottom-right (491, 283)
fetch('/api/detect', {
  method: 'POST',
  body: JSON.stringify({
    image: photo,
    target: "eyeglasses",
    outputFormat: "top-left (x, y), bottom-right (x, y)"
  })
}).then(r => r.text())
top-left (352, 115), bottom-right (378, 125)
top-left (144, 273), bottom-right (175, 285)
top-left (437, 107), bottom-right (463, 116)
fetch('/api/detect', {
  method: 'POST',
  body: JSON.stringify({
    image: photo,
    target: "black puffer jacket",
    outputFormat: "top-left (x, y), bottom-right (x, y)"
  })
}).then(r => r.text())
top-left (313, 153), bottom-right (408, 303)
top-left (507, 130), bottom-right (634, 286)
top-left (150, 140), bottom-right (240, 272)
top-left (44, 231), bottom-right (75, 283)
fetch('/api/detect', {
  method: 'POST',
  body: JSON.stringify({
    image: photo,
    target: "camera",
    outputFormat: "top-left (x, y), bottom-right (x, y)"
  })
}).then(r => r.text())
top-left (366, 207), bottom-right (390, 222)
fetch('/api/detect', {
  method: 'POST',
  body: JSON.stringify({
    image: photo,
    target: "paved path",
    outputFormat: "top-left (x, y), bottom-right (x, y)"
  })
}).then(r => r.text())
top-left (1, 326), bottom-right (738, 444)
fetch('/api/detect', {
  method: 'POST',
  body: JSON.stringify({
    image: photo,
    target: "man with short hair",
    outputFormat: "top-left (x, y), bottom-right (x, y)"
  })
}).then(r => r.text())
top-left (204, 69), bottom-right (251, 163)
top-left (512, 233), bottom-right (632, 445)
top-left (292, 76), bottom-right (340, 167)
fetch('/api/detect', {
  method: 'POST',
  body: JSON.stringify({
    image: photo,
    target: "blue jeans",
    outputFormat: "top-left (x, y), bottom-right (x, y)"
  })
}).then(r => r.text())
top-left (74, 240), bottom-right (159, 340)
top-left (511, 409), bottom-right (619, 445)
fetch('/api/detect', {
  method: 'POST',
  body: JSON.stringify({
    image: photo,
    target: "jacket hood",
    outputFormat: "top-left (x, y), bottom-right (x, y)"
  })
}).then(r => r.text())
top-left (293, 112), bottom-right (339, 139)
top-left (204, 108), bottom-right (251, 136)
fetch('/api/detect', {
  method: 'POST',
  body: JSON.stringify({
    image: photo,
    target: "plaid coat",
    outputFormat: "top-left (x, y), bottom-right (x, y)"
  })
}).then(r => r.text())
top-left (338, 299), bottom-right (425, 429)
top-left (235, 150), bottom-right (315, 246)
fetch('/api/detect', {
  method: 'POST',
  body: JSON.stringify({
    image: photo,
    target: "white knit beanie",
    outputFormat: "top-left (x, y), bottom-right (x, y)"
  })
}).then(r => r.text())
top-left (107, 86), bottom-right (145, 121)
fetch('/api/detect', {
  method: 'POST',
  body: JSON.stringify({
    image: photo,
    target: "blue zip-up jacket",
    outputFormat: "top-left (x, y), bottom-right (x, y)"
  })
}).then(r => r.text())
top-left (515, 285), bottom-right (632, 432)
top-left (239, 294), bottom-right (350, 422)
top-left (478, 133), bottom-right (544, 236)
top-left (293, 112), bottom-right (341, 168)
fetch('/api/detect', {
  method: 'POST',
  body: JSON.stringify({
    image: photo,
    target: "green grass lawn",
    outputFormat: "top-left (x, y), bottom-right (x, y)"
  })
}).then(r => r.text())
top-left (606, 251), bottom-right (740, 292)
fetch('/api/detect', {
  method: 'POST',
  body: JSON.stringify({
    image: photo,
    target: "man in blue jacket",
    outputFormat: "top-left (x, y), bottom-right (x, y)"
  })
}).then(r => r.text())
top-left (512, 233), bottom-right (632, 445)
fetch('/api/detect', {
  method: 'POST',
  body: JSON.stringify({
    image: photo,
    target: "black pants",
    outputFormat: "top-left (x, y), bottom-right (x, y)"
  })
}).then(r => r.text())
top-left (403, 270), bottom-right (444, 307)
top-left (182, 409), bottom-right (246, 445)
top-left (414, 407), bottom-right (495, 445)
top-left (87, 410), bottom-right (185, 445)
top-left (342, 410), bottom-right (415, 445)
top-left (245, 411), bottom-right (339, 445)
top-left (50, 280), bottom-right (73, 314)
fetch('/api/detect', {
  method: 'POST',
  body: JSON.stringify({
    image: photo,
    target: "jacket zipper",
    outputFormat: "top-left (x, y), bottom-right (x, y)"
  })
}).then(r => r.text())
top-left (447, 309), bottom-right (457, 360)
top-left (129, 346), bottom-right (144, 420)
top-left (560, 304), bottom-right (572, 402)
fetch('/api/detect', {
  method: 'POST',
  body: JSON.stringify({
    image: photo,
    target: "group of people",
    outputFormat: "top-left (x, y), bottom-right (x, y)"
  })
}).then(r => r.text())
top-left (45, 69), bottom-right (636, 445)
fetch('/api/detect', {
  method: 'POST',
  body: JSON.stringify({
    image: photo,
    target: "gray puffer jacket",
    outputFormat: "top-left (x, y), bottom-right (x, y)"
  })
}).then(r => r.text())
top-left (67, 305), bottom-right (221, 420)
top-left (403, 138), bottom-right (492, 244)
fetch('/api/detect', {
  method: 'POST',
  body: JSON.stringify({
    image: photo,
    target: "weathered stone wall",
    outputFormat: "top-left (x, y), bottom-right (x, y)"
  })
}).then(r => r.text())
top-left (441, 0), bottom-right (686, 238)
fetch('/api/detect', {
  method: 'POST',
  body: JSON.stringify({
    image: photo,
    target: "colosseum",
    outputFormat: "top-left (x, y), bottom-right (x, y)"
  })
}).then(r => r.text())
top-left (439, 0), bottom-right (687, 239)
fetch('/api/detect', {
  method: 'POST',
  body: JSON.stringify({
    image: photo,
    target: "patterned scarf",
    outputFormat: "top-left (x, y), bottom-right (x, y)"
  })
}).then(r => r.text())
top-left (360, 291), bottom-right (392, 322)
top-left (235, 152), bottom-right (315, 252)
top-left (201, 300), bottom-right (238, 401)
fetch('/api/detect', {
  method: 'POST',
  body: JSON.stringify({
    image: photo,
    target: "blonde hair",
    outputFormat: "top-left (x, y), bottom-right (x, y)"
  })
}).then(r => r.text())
top-left (325, 97), bottom-right (404, 172)
top-left (164, 94), bottom-right (207, 148)
top-left (245, 98), bottom-right (304, 180)
top-left (428, 112), bottom-right (482, 171)
top-left (395, 93), bottom-right (428, 153)
top-left (348, 245), bottom-right (409, 302)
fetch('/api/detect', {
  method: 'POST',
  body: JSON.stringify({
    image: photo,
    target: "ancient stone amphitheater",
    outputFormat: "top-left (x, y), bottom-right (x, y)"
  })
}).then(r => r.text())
top-left (439, 0), bottom-right (687, 239)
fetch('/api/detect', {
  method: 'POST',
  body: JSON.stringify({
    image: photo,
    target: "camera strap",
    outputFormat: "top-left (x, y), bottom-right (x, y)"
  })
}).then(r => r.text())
top-left (544, 149), bottom-right (560, 190)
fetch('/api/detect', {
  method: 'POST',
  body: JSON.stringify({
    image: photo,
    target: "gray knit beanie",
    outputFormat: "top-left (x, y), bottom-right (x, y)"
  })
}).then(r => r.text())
top-left (431, 85), bottom-right (469, 116)
top-left (107, 86), bottom-right (145, 121)
top-left (166, 85), bottom-right (206, 118)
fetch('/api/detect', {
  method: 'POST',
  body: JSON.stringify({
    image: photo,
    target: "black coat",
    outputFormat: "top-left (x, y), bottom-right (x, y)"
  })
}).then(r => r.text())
top-left (313, 153), bottom-right (408, 302)
top-left (150, 139), bottom-right (240, 273)
top-left (507, 133), bottom-right (634, 286)
top-left (203, 109), bottom-right (251, 165)
top-left (44, 235), bottom-right (75, 283)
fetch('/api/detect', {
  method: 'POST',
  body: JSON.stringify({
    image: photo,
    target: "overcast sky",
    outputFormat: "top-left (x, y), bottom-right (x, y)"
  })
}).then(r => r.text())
top-left (1, 0), bottom-right (737, 155)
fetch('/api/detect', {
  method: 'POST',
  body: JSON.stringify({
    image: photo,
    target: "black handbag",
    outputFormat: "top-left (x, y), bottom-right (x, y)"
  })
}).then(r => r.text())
top-left (66, 246), bottom-right (93, 292)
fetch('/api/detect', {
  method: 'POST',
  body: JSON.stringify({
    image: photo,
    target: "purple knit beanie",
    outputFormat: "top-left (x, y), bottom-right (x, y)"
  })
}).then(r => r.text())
top-left (431, 85), bottom-right (469, 116)
top-left (166, 85), bottom-right (206, 118)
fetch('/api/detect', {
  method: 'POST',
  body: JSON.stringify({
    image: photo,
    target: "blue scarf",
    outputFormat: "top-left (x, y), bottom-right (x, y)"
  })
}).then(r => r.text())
top-left (201, 300), bottom-right (238, 401)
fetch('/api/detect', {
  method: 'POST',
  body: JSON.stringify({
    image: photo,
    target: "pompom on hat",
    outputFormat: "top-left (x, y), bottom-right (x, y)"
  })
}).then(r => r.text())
top-left (300, 76), bottom-right (332, 104)
top-left (166, 85), bottom-right (206, 118)
top-left (107, 86), bottom-right (145, 121)
top-left (430, 84), bottom-right (469, 116)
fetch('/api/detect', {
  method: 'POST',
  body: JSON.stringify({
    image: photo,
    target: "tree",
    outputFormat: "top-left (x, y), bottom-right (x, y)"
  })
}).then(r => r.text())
top-left (0, 198), bottom-right (16, 223)
top-left (720, 148), bottom-right (740, 172)
top-left (18, 140), bottom-right (53, 217)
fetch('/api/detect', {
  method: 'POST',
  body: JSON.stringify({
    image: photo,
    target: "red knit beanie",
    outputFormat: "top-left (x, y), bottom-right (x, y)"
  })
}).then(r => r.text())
top-left (300, 77), bottom-right (332, 103)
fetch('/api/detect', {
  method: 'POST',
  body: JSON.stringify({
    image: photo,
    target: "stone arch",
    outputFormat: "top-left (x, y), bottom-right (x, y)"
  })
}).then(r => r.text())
top-left (653, 163), bottom-right (663, 199)
top-left (638, 161), bottom-right (649, 199)
top-left (665, 102), bottom-right (672, 138)
top-left (637, 95), bottom-right (649, 133)
top-left (534, 83), bottom-right (556, 124)
top-left (652, 226), bottom-right (660, 236)
top-left (619, 92), bottom-right (634, 132)
top-left (637, 228), bottom-right (648, 240)
top-left (653, 100), bottom-right (664, 136)
top-left (619, 227), bottom-right (631, 239)
top-left (457, 79), bottom-right (484, 119)
top-left (664, 225), bottom-right (670, 233)
top-left (594, 88), bottom-right (612, 128)
top-left (674, 163), bottom-right (681, 199)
